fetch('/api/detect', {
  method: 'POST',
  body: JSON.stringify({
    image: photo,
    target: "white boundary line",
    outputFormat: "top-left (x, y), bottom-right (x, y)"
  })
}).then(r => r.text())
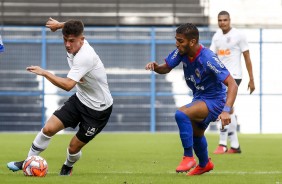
top-left (44, 171), bottom-right (282, 175)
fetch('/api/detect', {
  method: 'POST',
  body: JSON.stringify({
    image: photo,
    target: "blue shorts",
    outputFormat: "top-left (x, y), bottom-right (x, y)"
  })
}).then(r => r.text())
top-left (186, 97), bottom-right (225, 130)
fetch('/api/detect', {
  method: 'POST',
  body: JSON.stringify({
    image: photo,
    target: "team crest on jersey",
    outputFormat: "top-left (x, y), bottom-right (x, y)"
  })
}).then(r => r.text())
top-left (182, 61), bottom-right (187, 68)
top-left (195, 68), bottom-right (201, 79)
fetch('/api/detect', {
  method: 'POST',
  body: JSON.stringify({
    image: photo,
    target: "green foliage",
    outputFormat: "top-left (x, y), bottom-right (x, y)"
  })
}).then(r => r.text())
top-left (1, 133), bottom-right (282, 184)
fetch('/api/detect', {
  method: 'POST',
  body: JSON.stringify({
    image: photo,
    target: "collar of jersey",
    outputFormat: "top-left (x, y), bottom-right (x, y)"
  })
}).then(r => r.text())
top-left (188, 44), bottom-right (203, 63)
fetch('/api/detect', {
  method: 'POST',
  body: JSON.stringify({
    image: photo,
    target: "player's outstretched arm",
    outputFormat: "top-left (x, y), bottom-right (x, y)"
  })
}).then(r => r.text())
top-left (145, 62), bottom-right (171, 74)
top-left (26, 65), bottom-right (76, 91)
top-left (46, 17), bottom-right (65, 32)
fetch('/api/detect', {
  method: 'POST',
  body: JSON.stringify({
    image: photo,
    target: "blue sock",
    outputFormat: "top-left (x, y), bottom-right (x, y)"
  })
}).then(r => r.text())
top-left (193, 136), bottom-right (209, 167)
top-left (175, 110), bottom-right (193, 157)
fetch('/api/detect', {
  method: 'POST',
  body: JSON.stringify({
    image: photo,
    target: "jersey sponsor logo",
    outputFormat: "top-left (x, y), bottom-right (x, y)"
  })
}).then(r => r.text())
top-left (217, 49), bottom-right (231, 56)
top-left (213, 56), bottom-right (225, 68)
top-left (185, 75), bottom-right (205, 91)
top-left (171, 49), bottom-right (179, 59)
top-left (207, 61), bottom-right (221, 74)
top-left (85, 127), bottom-right (97, 136)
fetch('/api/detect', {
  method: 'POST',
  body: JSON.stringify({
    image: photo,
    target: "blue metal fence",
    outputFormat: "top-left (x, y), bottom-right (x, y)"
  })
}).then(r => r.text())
top-left (0, 26), bottom-right (281, 133)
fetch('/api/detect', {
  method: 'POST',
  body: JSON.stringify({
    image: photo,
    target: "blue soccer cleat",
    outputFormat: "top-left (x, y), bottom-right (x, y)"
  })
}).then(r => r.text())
top-left (7, 161), bottom-right (24, 172)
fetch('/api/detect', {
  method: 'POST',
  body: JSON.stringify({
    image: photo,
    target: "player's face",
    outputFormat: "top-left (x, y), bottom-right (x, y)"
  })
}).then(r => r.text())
top-left (175, 33), bottom-right (190, 55)
top-left (218, 15), bottom-right (231, 34)
top-left (63, 34), bottom-right (84, 54)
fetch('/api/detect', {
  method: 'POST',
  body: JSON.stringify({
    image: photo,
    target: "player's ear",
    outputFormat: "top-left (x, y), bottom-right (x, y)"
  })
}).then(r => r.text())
top-left (189, 39), bottom-right (196, 47)
top-left (80, 35), bottom-right (85, 43)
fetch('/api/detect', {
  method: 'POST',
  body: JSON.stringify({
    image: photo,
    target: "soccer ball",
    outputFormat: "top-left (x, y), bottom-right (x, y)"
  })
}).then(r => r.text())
top-left (22, 155), bottom-right (48, 177)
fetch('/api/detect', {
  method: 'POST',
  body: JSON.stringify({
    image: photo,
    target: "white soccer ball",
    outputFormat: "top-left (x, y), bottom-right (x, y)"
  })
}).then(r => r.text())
top-left (22, 155), bottom-right (48, 177)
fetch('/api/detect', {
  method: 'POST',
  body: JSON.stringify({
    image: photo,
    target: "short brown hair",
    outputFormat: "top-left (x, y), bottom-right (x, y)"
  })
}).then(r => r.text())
top-left (218, 11), bottom-right (230, 18)
top-left (62, 19), bottom-right (84, 37)
top-left (176, 23), bottom-right (199, 42)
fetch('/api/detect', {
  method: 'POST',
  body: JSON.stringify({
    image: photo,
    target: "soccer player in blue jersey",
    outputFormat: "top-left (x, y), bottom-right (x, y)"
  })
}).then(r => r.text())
top-left (0, 34), bottom-right (4, 53)
top-left (145, 23), bottom-right (238, 176)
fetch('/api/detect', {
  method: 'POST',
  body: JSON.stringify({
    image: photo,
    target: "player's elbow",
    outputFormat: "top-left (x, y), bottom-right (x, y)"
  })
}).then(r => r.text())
top-left (64, 85), bottom-right (74, 92)
top-left (64, 87), bottom-right (72, 92)
top-left (230, 80), bottom-right (238, 94)
top-left (62, 78), bottom-right (76, 91)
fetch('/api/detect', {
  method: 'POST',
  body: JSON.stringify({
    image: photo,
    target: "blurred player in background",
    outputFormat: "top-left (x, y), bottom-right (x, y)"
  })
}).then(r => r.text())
top-left (7, 18), bottom-right (113, 175)
top-left (210, 11), bottom-right (255, 154)
top-left (145, 23), bottom-right (238, 175)
top-left (0, 34), bottom-right (4, 53)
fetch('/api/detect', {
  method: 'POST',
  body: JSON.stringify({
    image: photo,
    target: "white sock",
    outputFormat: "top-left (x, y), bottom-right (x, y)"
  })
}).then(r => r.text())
top-left (228, 113), bottom-right (240, 149)
top-left (218, 120), bottom-right (229, 146)
top-left (28, 129), bottom-right (52, 157)
top-left (64, 149), bottom-right (82, 167)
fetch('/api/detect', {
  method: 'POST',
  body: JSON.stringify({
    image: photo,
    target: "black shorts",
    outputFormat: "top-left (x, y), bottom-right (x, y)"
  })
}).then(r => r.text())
top-left (235, 79), bottom-right (242, 86)
top-left (53, 94), bottom-right (113, 143)
top-left (225, 79), bottom-right (241, 92)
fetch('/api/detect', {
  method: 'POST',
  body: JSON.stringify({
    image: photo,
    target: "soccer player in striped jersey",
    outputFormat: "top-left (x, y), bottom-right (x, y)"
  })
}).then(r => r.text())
top-left (210, 11), bottom-right (255, 154)
top-left (145, 23), bottom-right (238, 175)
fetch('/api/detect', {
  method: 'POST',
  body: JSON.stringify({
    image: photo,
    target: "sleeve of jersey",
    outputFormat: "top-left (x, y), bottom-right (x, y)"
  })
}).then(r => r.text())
top-left (205, 55), bottom-right (230, 82)
top-left (164, 49), bottom-right (182, 69)
top-left (67, 52), bottom-right (95, 82)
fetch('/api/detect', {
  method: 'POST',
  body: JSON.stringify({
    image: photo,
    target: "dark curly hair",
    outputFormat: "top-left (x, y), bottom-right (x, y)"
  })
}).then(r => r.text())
top-left (176, 23), bottom-right (199, 42)
top-left (62, 19), bottom-right (84, 37)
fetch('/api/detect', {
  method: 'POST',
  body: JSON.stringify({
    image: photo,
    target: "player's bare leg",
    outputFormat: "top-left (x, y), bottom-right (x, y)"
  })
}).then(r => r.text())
top-left (60, 135), bottom-right (86, 176)
top-left (7, 115), bottom-right (64, 172)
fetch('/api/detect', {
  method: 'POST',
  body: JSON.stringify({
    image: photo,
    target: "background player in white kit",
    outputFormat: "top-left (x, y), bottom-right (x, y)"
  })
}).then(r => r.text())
top-left (7, 18), bottom-right (113, 175)
top-left (210, 11), bottom-right (255, 154)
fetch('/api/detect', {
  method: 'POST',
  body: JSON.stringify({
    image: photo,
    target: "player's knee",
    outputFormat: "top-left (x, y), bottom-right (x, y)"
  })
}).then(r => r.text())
top-left (42, 126), bottom-right (55, 137)
top-left (175, 110), bottom-right (189, 123)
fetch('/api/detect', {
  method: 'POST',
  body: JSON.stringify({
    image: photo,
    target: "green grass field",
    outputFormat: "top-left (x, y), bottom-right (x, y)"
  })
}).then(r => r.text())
top-left (1, 133), bottom-right (281, 184)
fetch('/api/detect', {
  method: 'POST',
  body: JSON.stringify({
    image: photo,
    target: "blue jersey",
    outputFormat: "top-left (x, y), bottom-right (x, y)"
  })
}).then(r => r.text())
top-left (0, 35), bottom-right (4, 53)
top-left (165, 45), bottom-right (230, 100)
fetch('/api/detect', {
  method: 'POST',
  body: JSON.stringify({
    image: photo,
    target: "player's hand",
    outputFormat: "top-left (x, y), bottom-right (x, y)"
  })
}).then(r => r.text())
top-left (46, 17), bottom-right (60, 32)
top-left (26, 65), bottom-right (45, 76)
top-left (248, 79), bottom-right (255, 94)
top-left (145, 62), bottom-right (158, 71)
top-left (218, 112), bottom-right (231, 130)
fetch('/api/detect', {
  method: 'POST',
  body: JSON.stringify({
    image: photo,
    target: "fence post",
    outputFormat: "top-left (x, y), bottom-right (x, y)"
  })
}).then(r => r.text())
top-left (259, 28), bottom-right (263, 134)
top-left (150, 27), bottom-right (156, 133)
top-left (41, 27), bottom-right (47, 128)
